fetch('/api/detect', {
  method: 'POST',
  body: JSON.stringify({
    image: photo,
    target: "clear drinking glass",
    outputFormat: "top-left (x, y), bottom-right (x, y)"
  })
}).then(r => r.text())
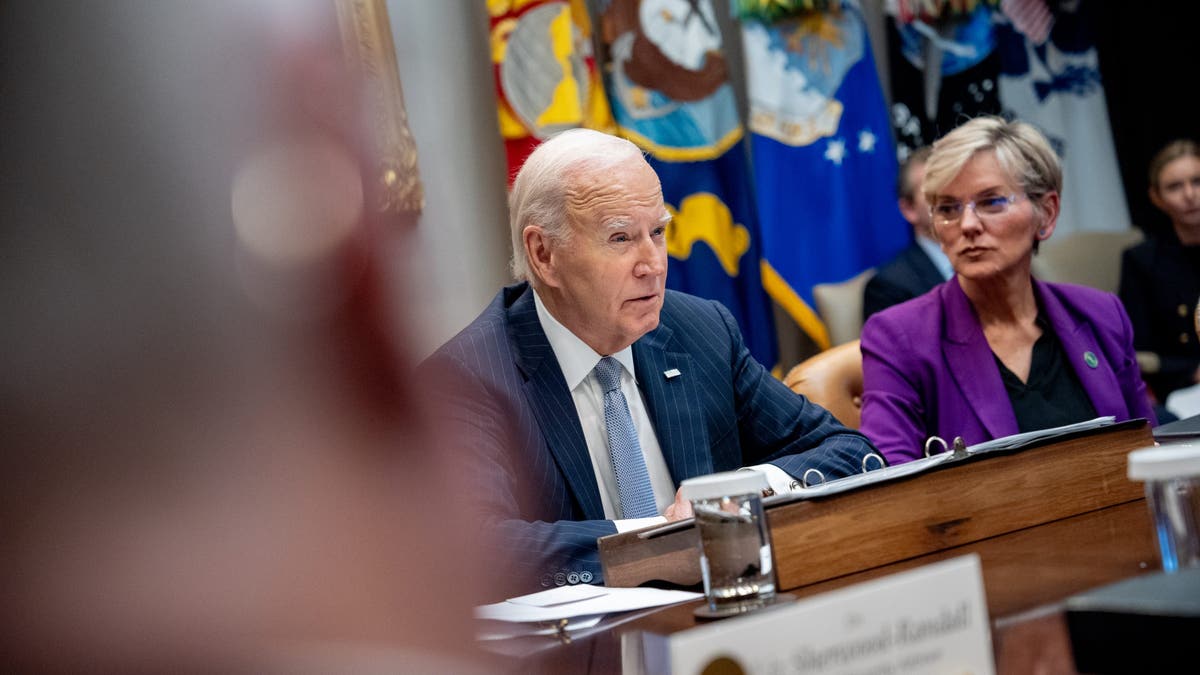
top-left (680, 471), bottom-right (777, 618)
top-left (1128, 445), bottom-right (1200, 572)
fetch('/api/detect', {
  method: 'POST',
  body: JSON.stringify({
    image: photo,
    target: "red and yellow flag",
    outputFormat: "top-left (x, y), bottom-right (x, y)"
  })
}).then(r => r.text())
top-left (488, 0), bottom-right (615, 181)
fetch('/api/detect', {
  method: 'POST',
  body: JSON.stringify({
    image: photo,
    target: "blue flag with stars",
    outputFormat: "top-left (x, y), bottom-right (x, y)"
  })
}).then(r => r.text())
top-left (741, 1), bottom-right (908, 350)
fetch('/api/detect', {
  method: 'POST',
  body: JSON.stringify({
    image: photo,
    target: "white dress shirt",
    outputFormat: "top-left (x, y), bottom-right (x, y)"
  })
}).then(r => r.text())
top-left (533, 291), bottom-right (673, 530)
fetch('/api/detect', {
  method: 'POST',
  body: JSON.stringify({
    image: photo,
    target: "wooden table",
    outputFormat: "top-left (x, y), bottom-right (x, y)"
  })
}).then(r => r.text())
top-left (600, 420), bottom-right (1158, 616)
top-left (499, 421), bottom-right (1164, 673)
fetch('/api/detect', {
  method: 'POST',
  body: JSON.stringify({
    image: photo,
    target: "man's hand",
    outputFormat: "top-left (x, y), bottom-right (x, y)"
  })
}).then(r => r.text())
top-left (663, 486), bottom-right (693, 521)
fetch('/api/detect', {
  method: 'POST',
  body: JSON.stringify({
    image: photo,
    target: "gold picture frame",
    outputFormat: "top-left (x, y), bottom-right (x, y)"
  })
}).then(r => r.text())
top-left (335, 0), bottom-right (424, 220)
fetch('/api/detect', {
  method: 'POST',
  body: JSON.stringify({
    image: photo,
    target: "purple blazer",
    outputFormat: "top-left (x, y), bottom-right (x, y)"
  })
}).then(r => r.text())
top-left (860, 277), bottom-right (1156, 464)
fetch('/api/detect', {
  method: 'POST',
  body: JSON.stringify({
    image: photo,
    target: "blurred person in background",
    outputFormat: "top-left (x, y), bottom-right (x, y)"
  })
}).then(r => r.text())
top-left (1118, 139), bottom-right (1200, 409)
top-left (861, 116), bottom-right (1154, 464)
top-left (862, 146), bottom-right (954, 322)
top-left (0, 2), bottom-right (488, 672)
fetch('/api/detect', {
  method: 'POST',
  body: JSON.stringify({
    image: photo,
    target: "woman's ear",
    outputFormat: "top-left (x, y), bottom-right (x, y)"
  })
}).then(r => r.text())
top-left (1035, 191), bottom-right (1060, 241)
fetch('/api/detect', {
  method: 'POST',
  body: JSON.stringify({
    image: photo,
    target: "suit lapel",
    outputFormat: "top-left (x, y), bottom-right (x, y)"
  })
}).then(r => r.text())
top-left (942, 279), bottom-right (1020, 439)
top-left (507, 287), bottom-right (605, 520)
top-left (1036, 282), bottom-right (1125, 417)
top-left (633, 323), bottom-right (709, 484)
top-left (911, 244), bottom-right (948, 289)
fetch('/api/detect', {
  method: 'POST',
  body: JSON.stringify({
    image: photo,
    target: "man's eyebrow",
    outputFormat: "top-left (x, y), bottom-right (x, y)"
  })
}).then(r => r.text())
top-left (599, 213), bottom-right (671, 229)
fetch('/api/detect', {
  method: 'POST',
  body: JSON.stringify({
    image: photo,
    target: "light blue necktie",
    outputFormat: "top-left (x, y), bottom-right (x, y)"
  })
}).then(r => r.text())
top-left (594, 357), bottom-right (658, 519)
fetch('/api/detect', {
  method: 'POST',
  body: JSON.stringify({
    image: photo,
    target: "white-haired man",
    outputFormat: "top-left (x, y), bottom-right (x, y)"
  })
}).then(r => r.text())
top-left (426, 129), bottom-right (876, 597)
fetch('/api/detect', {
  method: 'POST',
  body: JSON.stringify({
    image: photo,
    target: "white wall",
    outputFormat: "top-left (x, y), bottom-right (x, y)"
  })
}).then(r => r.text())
top-left (385, 0), bottom-right (511, 358)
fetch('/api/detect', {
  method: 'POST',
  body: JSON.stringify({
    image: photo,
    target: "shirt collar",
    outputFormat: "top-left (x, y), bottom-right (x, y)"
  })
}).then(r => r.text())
top-left (916, 234), bottom-right (955, 281)
top-left (533, 288), bottom-right (636, 390)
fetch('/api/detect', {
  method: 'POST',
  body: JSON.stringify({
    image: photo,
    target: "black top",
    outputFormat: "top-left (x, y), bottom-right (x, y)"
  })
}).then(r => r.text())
top-left (1118, 229), bottom-right (1200, 398)
top-left (995, 313), bottom-right (1098, 433)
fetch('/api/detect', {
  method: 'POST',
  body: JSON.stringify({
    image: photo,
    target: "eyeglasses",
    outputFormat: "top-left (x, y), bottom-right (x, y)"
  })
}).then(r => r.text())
top-left (930, 193), bottom-right (1024, 227)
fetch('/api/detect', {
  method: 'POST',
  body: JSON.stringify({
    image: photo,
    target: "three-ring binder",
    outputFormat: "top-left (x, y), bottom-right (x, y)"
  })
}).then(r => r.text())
top-left (793, 451), bottom-right (888, 489)
top-left (923, 435), bottom-right (967, 459)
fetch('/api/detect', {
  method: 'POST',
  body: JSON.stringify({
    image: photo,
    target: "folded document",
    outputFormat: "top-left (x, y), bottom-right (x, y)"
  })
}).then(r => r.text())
top-left (475, 584), bottom-right (702, 642)
top-left (477, 584), bottom-right (701, 625)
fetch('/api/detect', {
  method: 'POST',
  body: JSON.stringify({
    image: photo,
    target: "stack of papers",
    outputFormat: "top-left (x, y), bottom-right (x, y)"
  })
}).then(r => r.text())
top-left (771, 416), bottom-right (1118, 501)
top-left (476, 584), bottom-right (702, 642)
top-left (965, 416), bottom-right (1115, 454)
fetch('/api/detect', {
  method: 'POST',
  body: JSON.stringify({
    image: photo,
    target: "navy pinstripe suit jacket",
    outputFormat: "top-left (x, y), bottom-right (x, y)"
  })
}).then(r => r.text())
top-left (425, 282), bottom-right (875, 597)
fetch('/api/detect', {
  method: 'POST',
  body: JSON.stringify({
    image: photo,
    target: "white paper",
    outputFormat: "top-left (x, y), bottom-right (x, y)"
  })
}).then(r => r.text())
top-left (504, 584), bottom-right (607, 607)
top-left (780, 451), bottom-right (956, 500)
top-left (963, 416), bottom-right (1115, 454)
top-left (772, 416), bottom-right (1118, 502)
top-left (475, 586), bottom-right (702, 623)
top-left (1166, 383), bottom-right (1200, 420)
top-left (476, 614), bottom-right (605, 641)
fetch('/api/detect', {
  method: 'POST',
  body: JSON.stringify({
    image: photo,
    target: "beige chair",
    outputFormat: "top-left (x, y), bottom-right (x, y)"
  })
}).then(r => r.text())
top-left (812, 268), bottom-right (876, 347)
top-left (1031, 228), bottom-right (1151, 370)
top-left (783, 339), bottom-right (864, 429)
top-left (1031, 228), bottom-right (1143, 294)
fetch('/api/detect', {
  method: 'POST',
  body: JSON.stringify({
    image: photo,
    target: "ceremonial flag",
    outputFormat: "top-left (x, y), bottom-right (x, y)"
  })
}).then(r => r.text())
top-left (488, 0), bottom-right (615, 180)
top-left (996, 1), bottom-right (1130, 234)
top-left (885, 2), bottom-right (1004, 159)
top-left (592, 0), bottom-right (778, 366)
top-left (741, 1), bottom-right (909, 349)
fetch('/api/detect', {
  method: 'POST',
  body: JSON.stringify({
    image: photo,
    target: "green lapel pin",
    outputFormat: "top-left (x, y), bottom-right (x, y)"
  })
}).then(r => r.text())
top-left (1083, 351), bottom-right (1099, 368)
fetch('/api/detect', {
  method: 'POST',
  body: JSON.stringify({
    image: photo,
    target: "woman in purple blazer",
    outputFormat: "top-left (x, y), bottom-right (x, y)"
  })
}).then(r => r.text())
top-left (860, 117), bottom-right (1156, 464)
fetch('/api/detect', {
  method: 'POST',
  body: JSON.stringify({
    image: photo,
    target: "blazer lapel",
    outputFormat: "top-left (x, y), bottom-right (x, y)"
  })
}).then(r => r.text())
top-left (633, 323), bottom-right (709, 484)
top-left (942, 279), bottom-right (1021, 439)
top-left (507, 287), bottom-right (605, 520)
top-left (1036, 282), bottom-right (1125, 417)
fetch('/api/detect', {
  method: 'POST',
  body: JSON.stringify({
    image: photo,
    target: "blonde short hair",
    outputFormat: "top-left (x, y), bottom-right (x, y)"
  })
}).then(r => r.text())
top-left (923, 116), bottom-right (1062, 207)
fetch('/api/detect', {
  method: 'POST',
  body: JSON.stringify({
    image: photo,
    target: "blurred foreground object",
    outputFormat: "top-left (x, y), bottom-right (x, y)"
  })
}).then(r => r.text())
top-left (0, 2), bottom-right (486, 671)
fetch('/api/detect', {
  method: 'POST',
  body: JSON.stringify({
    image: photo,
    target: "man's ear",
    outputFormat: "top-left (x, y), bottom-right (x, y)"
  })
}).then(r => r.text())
top-left (897, 196), bottom-right (921, 227)
top-left (524, 225), bottom-right (559, 287)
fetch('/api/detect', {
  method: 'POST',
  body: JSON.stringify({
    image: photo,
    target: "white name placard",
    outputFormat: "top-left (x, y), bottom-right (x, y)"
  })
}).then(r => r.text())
top-left (660, 554), bottom-right (994, 675)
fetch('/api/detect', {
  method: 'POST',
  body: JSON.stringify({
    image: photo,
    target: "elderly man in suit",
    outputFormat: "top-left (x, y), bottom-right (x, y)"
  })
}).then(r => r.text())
top-left (862, 146), bottom-right (954, 321)
top-left (426, 129), bottom-right (875, 595)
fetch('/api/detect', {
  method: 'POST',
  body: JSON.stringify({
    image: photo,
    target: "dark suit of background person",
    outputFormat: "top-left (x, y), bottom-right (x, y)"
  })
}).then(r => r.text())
top-left (425, 130), bottom-right (876, 598)
top-left (863, 147), bottom-right (953, 321)
top-left (1118, 140), bottom-right (1200, 403)
top-left (863, 243), bottom-right (950, 320)
top-left (1119, 231), bottom-right (1200, 399)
